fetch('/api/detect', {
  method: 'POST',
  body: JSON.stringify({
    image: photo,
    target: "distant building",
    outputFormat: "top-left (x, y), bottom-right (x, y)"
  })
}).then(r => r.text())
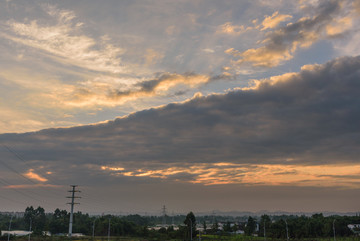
top-left (1, 230), bottom-right (31, 236)
top-left (0, 212), bottom-right (24, 218)
top-left (71, 233), bottom-right (85, 237)
top-left (235, 230), bottom-right (244, 234)
top-left (148, 224), bottom-right (179, 231)
top-left (348, 224), bottom-right (360, 234)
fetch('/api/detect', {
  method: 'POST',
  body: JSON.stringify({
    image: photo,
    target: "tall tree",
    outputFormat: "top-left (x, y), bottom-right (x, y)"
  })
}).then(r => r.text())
top-left (259, 214), bottom-right (271, 237)
top-left (223, 221), bottom-right (232, 232)
top-left (24, 206), bottom-right (46, 235)
top-left (184, 212), bottom-right (196, 240)
top-left (245, 216), bottom-right (256, 236)
top-left (49, 208), bottom-right (68, 234)
top-left (202, 220), bottom-right (207, 234)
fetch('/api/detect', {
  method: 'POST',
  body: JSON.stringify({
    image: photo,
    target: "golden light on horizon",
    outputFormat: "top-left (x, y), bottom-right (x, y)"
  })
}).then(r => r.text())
top-left (100, 163), bottom-right (360, 188)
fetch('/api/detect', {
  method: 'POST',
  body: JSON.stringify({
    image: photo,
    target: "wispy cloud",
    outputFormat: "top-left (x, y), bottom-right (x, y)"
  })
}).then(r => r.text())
top-left (2, 4), bottom-right (125, 74)
top-left (259, 11), bottom-right (292, 30)
top-left (217, 22), bottom-right (253, 35)
top-left (2, 184), bottom-right (58, 189)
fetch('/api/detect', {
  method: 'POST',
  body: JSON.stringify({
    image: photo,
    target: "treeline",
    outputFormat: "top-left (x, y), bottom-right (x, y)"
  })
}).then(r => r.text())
top-left (0, 207), bottom-right (359, 240)
top-left (0, 207), bottom-right (197, 240)
top-left (245, 214), bottom-right (359, 239)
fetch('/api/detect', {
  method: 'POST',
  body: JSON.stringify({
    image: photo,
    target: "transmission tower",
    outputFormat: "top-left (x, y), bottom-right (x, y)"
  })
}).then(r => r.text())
top-left (172, 211), bottom-right (175, 226)
top-left (212, 211), bottom-right (216, 225)
top-left (67, 185), bottom-right (81, 237)
top-left (162, 205), bottom-right (167, 226)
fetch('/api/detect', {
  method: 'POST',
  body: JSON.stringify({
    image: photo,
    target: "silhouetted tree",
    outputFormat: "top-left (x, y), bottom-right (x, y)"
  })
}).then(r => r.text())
top-left (245, 216), bottom-right (256, 236)
top-left (184, 211), bottom-right (196, 240)
top-left (24, 206), bottom-right (46, 235)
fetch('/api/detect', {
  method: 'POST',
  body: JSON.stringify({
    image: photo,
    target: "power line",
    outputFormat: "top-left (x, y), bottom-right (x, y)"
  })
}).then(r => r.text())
top-left (0, 157), bottom-right (37, 185)
top-left (0, 158), bottom-right (61, 202)
top-left (1, 145), bottom-right (64, 200)
top-left (2, 145), bottom-right (62, 186)
top-left (0, 192), bottom-right (28, 205)
top-left (0, 172), bottom-right (64, 209)
top-left (0, 177), bottom-right (43, 203)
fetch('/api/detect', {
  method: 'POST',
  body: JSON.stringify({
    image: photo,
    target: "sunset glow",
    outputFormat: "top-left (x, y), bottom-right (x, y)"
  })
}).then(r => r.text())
top-left (100, 163), bottom-right (360, 188)
top-left (0, 0), bottom-right (359, 213)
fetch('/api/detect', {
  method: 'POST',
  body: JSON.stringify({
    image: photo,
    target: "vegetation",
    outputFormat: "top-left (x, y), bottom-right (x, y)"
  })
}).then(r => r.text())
top-left (0, 207), bottom-right (360, 240)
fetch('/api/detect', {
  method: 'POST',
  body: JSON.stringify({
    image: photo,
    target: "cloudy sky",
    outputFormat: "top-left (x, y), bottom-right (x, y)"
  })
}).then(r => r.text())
top-left (0, 0), bottom-right (360, 214)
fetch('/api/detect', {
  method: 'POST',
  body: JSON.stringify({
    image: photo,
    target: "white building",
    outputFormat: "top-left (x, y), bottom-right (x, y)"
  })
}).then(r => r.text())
top-left (1, 230), bottom-right (32, 236)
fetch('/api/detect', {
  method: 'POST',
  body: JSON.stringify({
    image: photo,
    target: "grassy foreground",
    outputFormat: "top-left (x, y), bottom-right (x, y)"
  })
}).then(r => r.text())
top-left (200, 234), bottom-right (360, 241)
top-left (2, 235), bottom-right (360, 241)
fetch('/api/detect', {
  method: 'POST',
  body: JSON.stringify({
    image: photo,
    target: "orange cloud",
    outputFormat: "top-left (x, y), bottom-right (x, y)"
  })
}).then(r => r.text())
top-left (217, 22), bottom-right (252, 35)
top-left (3, 184), bottom-right (58, 189)
top-left (226, 1), bottom-right (358, 68)
top-left (24, 169), bottom-right (48, 182)
top-left (260, 11), bottom-right (292, 30)
top-left (101, 166), bottom-right (125, 171)
top-left (100, 163), bottom-right (360, 188)
top-left (64, 73), bottom-right (211, 107)
top-left (326, 16), bottom-right (353, 36)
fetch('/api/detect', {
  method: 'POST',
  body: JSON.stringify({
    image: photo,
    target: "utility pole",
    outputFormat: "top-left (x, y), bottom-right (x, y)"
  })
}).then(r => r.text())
top-left (285, 220), bottom-right (289, 241)
top-left (7, 215), bottom-right (13, 241)
top-left (264, 220), bottom-right (266, 241)
top-left (67, 185), bottom-right (81, 238)
top-left (28, 218), bottom-right (32, 241)
top-left (107, 218), bottom-right (111, 241)
top-left (190, 219), bottom-right (193, 241)
top-left (333, 219), bottom-right (336, 241)
top-left (92, 219), bottom-right (96, 240)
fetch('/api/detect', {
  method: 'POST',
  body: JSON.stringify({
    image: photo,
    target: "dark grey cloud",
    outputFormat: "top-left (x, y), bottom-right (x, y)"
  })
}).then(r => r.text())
top-left (1, 56), bottom-right (360, 170)
top-left (108, 72), bottom-right (233, 100)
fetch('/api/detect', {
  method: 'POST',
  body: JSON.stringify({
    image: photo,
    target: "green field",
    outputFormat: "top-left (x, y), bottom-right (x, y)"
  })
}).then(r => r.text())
top-left (3, 235), bottom-right (360, 241)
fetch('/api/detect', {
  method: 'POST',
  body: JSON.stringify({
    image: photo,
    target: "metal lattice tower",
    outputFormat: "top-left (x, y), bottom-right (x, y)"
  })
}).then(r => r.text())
top-left (162, 205), bottom-right (167, 226)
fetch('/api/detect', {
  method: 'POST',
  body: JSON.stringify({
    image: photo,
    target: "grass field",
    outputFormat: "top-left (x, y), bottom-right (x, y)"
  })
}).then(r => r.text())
top-left (2, 235), bottom-right (360, 241)
top-left (200, 234), bottom-right (360, 241)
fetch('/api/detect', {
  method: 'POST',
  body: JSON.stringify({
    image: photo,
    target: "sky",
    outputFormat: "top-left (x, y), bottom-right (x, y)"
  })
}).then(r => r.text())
top-left (0, 0), bottom-right (360, 215)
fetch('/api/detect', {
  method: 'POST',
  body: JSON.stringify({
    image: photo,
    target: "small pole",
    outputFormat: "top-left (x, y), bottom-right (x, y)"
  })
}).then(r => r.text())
top-left (107, 218), bottom-right (111, 241)
top-left (28, 218), bottom-right (32, 241)
top-left (264, 220), bottom-right (266, 241)
top-left (92, 219), bottom-right (96, 240)
top-left (285, 220), bottom-right (289, 241)
top-left (7, 215), bottom-right (13, 241)
top-left (333, 219), bottom-right (336, 241)
top-left (190, 219), bottom-right (193, 241)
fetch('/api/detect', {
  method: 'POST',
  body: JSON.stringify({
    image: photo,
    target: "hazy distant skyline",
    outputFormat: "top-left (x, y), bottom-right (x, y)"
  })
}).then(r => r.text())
top-left (0, 0), bottom-right (360, 214)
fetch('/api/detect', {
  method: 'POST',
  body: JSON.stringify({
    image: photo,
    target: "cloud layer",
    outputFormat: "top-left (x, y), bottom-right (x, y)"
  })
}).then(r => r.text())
top-left (1, 55), bottom-right (360, 189)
